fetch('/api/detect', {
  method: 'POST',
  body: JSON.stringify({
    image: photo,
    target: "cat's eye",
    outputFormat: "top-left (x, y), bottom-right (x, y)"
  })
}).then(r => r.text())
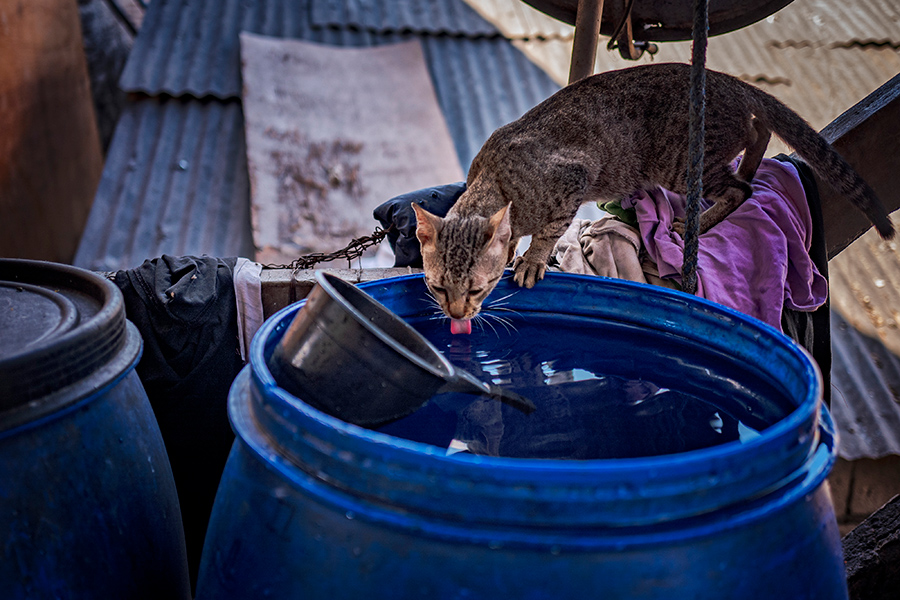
top-left (431, 286), bottom-right (446, 296)
top-left (468, 289), bottom-right (483, 297)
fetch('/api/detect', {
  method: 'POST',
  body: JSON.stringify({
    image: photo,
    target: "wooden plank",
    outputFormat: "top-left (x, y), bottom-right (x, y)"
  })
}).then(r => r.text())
top-left (239, 34), bottom-right (464, 266)
top-left (842, 494), bottom-right (900, 600)
top-left (819, 72), bottom-right (900, 259)
top-left (0, 0), bottom-right (104, 263)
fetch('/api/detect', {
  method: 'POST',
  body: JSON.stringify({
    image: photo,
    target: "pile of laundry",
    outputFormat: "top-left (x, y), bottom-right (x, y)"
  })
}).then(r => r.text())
top-left (548, 157), bottom-right (828, 332)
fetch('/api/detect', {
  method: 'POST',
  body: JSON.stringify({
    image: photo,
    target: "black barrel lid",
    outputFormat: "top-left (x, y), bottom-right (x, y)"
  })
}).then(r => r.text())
top-left (0, 259), bottom-right (134, 417)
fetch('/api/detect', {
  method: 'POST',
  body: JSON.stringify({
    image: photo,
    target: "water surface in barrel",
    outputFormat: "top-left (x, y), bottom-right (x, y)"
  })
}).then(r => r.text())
top-left (376, 313), bottom-right (794, 459)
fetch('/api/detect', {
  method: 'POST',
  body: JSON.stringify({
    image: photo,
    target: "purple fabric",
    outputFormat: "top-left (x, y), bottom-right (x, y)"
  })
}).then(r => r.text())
top-left (621, 158), bottom-right (828, 331)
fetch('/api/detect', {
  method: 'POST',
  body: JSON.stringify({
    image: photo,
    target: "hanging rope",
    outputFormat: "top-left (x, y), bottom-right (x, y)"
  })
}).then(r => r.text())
top-left (682, 0), bottom-right (708, 295)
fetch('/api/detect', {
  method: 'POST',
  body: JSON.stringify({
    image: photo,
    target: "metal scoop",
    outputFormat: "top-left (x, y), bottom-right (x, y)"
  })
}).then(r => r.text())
top-left (268, 271), bottom-right (536, 428)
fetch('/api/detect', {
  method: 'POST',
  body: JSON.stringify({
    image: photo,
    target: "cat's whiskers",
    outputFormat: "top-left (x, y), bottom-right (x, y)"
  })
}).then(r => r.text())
top-left (484, 304), bottom-right (522, 321)
top-left (420, 290), bottom-right (447, 321)
top-left (487, 291), bottom-right (518, 306)
top-left (484, 291), bottom-right (521, 317)
top-left (472, 313), bottom-right (500, 336)
top-left (494, 315), bottom-right (518, 333)
top-left (479, 311), bottom-right (518, 335)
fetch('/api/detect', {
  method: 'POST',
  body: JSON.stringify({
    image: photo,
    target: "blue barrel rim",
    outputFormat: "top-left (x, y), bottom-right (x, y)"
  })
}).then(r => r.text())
top-left (242, 272), bottom-right (829, 529)
top-left (0, 320), bottom-right (143, 436)
top-left (229, 366), bottom-right (836, 548)
top-left (0, 258), bottom-right (142, 433)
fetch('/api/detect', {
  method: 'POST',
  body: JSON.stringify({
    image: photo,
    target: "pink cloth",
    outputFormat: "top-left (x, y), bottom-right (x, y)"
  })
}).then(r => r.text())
top-left (621, 158), bottom-right (828, 331)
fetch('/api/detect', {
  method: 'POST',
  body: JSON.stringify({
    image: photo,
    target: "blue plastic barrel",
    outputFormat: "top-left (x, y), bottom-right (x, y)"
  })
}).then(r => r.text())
top-left (0, 259), bottom-right (191, 600)
top-left (197, 272), bottom-right (846, 599)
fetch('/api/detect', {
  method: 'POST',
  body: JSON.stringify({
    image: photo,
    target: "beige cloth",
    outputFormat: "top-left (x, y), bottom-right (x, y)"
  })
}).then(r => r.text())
top-left (551, 217), bottom-right (679, 290)
top-left (233, 258), bottom-right (264, 363)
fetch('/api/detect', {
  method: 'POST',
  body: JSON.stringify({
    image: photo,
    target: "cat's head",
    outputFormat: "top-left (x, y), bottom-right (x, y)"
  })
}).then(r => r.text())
top-left (412, 202), bottom-right (512, 321)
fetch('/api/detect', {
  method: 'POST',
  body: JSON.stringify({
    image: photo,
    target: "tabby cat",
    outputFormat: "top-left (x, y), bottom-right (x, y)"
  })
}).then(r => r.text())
top-left (413, 63), bottom-right (893, 321)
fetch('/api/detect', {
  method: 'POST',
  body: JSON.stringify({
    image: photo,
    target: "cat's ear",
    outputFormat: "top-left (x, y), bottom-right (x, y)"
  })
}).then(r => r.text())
top-left (485, 203), bottom-right (512, 247)
top-left (412, 203), bottom-right (443, 248)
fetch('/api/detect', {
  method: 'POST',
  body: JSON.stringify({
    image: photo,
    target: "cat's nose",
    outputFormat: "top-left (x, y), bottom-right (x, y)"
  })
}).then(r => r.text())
top-left (447, 299), bottom-right (467, 320)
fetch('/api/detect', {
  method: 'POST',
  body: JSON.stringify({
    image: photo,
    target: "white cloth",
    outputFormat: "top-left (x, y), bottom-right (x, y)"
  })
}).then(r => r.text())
top-left (233, 258), bottom-right (264, 362)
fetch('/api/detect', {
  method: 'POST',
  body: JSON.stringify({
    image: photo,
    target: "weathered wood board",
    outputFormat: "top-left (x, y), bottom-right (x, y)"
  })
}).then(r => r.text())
top-left (240, 34), bottom-right (464, 265)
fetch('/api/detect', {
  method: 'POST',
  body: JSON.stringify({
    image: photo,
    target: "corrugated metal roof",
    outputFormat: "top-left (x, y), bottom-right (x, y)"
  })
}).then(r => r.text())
top-left (831, 312), bottom-right (900, 460)
top-left (74, 96), bottom-right (255, 270)
top-left (465, 0), bottom-right (572, 39)
top-left (829, 227), bottom-right (900, 455)
top-left (763, 0), bottom-right (900, 46)
top-left (497, 1), bottom-right (900, 160)
top-left (467, 0), bottom-right (900, 45)
top-left (118, 0), bottom-right (512, 99)
top-left (310, 0), bottom-right (500, 36)
top-left (76, 0), bottom-right (559, 271)
top-left (119, 0), bottom-right (311, 99)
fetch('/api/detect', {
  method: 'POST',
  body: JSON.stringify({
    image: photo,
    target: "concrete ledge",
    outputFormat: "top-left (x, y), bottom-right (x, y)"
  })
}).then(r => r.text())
top-left (259, 266), bottom-right (422, 319)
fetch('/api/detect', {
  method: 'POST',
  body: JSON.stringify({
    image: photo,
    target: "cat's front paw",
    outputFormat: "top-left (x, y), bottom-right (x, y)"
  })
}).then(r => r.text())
top-left (512, 257), bottom-right (546, 289)
top-left (672, 217), bottom-right (686, 237)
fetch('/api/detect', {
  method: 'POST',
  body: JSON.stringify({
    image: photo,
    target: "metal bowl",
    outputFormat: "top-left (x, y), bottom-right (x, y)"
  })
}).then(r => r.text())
top-left (268, 271), bottom-right (534, 428)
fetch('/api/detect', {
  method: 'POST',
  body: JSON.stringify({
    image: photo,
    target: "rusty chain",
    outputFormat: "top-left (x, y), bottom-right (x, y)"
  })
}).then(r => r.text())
top-left (262, 225), bottom-right (394, 270)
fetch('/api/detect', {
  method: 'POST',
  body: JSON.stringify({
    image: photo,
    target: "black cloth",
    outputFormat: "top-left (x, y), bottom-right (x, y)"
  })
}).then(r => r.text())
top-left (775, 154), bottom-right (832, 406)
top-left (373, 182), bottom-right (466, 267)
top-left (114, 255), bottom-right (242, 593)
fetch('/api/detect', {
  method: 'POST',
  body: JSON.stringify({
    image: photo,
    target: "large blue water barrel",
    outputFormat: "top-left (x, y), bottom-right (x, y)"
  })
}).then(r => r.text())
top-left (0, 259), bottom-right (191, 599)
top-left (197, 272), bottom-right (846, 599)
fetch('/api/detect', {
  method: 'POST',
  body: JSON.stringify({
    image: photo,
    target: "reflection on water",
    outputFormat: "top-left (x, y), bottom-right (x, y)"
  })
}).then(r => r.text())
top-left (376, 314), bottom-right (791, 460)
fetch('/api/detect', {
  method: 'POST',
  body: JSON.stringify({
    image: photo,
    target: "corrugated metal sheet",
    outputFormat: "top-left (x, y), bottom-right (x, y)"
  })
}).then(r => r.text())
top-left (74, 96), bottom-right (255, 271)
top-left (467, 0), bottom-right (900, 45)
top-left (119, 0), bottom-right (312, 98)
top-left (76, 0), bottom-right (559, 271)
top-left (763, 0), bottom-right (900, 46)
top-left (421, 35), bottom-right (560, 167)
top-left (119, 0), bottom-right (512, 98)
top-left (831, 312), bottom-right (900, 460)
top-left (465, 0), bottom-right (572, 39)
top-left (826, 184), bottom-right (900, 455)
top-left (310, 0), bottom-right (499, 36)
top-left (119, 27), bottom-right (559, 172)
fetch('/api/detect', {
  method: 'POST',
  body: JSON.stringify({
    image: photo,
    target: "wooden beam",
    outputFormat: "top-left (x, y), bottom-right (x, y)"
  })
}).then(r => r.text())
top-left (842, 494), bottom-right (900, 600)
top-left (819, 72), bottom-right (900, 259)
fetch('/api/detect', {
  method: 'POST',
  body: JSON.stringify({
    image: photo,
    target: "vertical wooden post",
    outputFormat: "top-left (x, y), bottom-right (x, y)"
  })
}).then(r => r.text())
top-left (0, 0), bottom-right (103, 263)
top-left (568, 0), bottom-right (604, 84)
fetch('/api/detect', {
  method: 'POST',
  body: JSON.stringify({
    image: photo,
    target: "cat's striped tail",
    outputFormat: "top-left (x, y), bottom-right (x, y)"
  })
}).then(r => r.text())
top-left (749, 86), bottom-right (894, 240)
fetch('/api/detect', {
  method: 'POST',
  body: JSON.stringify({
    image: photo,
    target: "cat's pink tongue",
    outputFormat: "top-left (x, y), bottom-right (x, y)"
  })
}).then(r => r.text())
top-left (450, 318), bottom-right (472, 335)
